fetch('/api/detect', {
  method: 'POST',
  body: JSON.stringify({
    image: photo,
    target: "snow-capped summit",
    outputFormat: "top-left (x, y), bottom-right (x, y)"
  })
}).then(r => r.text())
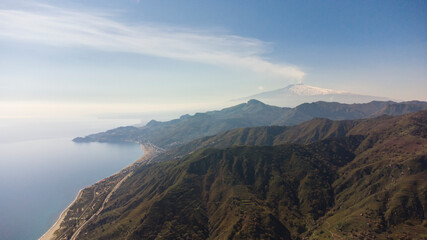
top-left (287, 84), bottom-right (348, 96)
top-left (234, 84), bottom-right (392, 107)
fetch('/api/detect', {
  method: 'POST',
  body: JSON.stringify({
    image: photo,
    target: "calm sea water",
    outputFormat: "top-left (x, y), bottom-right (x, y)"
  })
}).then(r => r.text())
top-left (0, 119), bottom-right (143, 240)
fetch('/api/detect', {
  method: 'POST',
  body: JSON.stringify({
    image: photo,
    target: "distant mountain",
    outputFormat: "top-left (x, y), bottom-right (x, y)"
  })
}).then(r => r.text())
top-left (74, 100), bottom-right (427, 149)
top-left (74, 99), bottom-right (287, 148)
top-left (56, 110), bottom-right (427, 239)
top-left (272, 100), bottom-right (427, 126)
top-left (235, 84), bottom-right (393, 107)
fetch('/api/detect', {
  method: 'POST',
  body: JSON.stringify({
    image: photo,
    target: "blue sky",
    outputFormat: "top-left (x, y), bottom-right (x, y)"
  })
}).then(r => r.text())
top-left (0, 0), bottom-right (426, 118)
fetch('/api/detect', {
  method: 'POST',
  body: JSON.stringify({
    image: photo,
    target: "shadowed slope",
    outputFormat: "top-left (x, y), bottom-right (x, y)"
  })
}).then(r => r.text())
top-left (71, 137), bottom-right (361, 240)
top-left (55, 110), bottom-right (426, 239)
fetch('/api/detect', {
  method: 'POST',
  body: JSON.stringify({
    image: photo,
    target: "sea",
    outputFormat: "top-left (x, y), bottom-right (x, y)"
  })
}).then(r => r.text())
top-left (0, 118), bottom-right (144, 240)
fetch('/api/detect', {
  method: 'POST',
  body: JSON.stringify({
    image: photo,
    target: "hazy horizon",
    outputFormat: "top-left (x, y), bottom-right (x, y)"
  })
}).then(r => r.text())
top-left (1, 0), bottom-right (426, 121)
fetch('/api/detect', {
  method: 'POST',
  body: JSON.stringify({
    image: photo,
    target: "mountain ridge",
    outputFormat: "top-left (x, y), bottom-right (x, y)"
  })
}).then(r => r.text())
top-left (74, 100), bottom-right (427, 150)
top-left (53, 110), bottom-right (427, 239)
top-left (235, 84), bottom-right (395, 107)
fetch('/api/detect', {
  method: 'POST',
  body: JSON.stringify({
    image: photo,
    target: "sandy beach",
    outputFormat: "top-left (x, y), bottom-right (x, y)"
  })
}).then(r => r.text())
top-left (39, 189), bottom-right (83, 240)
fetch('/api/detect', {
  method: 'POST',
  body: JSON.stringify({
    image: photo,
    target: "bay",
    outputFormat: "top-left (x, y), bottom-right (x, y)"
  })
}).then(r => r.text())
top-left (0, 119), bottom-right (143, 240)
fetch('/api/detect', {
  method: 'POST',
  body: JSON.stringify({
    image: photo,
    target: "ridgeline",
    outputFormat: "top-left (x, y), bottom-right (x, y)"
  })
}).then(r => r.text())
top-left (49, 109), bottom-right (427, 239)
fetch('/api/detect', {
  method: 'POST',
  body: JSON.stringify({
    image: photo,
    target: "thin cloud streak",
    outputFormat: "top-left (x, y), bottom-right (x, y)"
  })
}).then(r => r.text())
top-left (0, 5), bottom-right (305, 80)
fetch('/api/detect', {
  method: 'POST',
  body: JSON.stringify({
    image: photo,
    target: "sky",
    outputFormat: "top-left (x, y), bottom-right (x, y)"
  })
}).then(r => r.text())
top-left (0, 0), bottom-right (426, 119)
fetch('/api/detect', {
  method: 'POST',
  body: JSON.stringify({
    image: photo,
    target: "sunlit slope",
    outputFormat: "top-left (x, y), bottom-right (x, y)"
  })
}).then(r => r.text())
top-left (74, 100), bottom-right (427, 150)
top-left (59, 110), bottom-right (427, 239)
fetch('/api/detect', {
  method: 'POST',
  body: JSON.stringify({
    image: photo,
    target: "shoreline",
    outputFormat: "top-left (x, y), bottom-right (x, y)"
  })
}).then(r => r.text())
top-left (39, 189), bottom-right (83, 240)
top-left (39, 142), bottom-right (160, 239)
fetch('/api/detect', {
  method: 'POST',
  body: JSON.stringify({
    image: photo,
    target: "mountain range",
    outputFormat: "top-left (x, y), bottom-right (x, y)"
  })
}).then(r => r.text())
top-left (74, 100), bottom-right (427, 150)
top-left (46, 98), bottom-right (427, 240)
top-left (234, 84), bottom-right (394, 107)
top-left (53, 109), bottom-right (427, 239)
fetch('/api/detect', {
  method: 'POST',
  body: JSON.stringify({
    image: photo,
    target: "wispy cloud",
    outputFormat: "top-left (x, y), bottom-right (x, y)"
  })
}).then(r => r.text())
top-left (0, 5), bottom-right (305, 80)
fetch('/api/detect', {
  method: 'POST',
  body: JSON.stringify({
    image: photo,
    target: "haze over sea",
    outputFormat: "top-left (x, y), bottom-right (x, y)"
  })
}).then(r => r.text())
top-left (0, 117), bottom-right (143, 240)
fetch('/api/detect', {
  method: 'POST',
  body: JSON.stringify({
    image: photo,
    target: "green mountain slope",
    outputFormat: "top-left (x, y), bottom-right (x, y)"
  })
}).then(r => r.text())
top-left (67, 138), bottom-right (362, 240)
top-left (73, 100), bottom-right (427, 149)
top-left (56, 110), bottom-right (427, 239)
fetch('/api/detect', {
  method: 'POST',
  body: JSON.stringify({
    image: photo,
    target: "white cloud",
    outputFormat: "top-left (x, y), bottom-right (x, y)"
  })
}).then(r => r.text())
top-left (0, 5), bottom-right (306, 80)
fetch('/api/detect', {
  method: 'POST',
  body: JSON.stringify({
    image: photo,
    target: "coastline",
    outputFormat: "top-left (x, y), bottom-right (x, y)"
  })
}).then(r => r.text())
top-left (137, 142), bottom-right (164, 163)
top-left (39, 142), bottom-right (161, 239)
top-left (39, 189), bottom-right (83, 240)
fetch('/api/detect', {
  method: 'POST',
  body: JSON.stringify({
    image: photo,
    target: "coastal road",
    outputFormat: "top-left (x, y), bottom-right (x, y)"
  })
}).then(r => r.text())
top-left (69, 143), bottom-right (162, 240)
top-left (69, 171), bottom-right (133, 240)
